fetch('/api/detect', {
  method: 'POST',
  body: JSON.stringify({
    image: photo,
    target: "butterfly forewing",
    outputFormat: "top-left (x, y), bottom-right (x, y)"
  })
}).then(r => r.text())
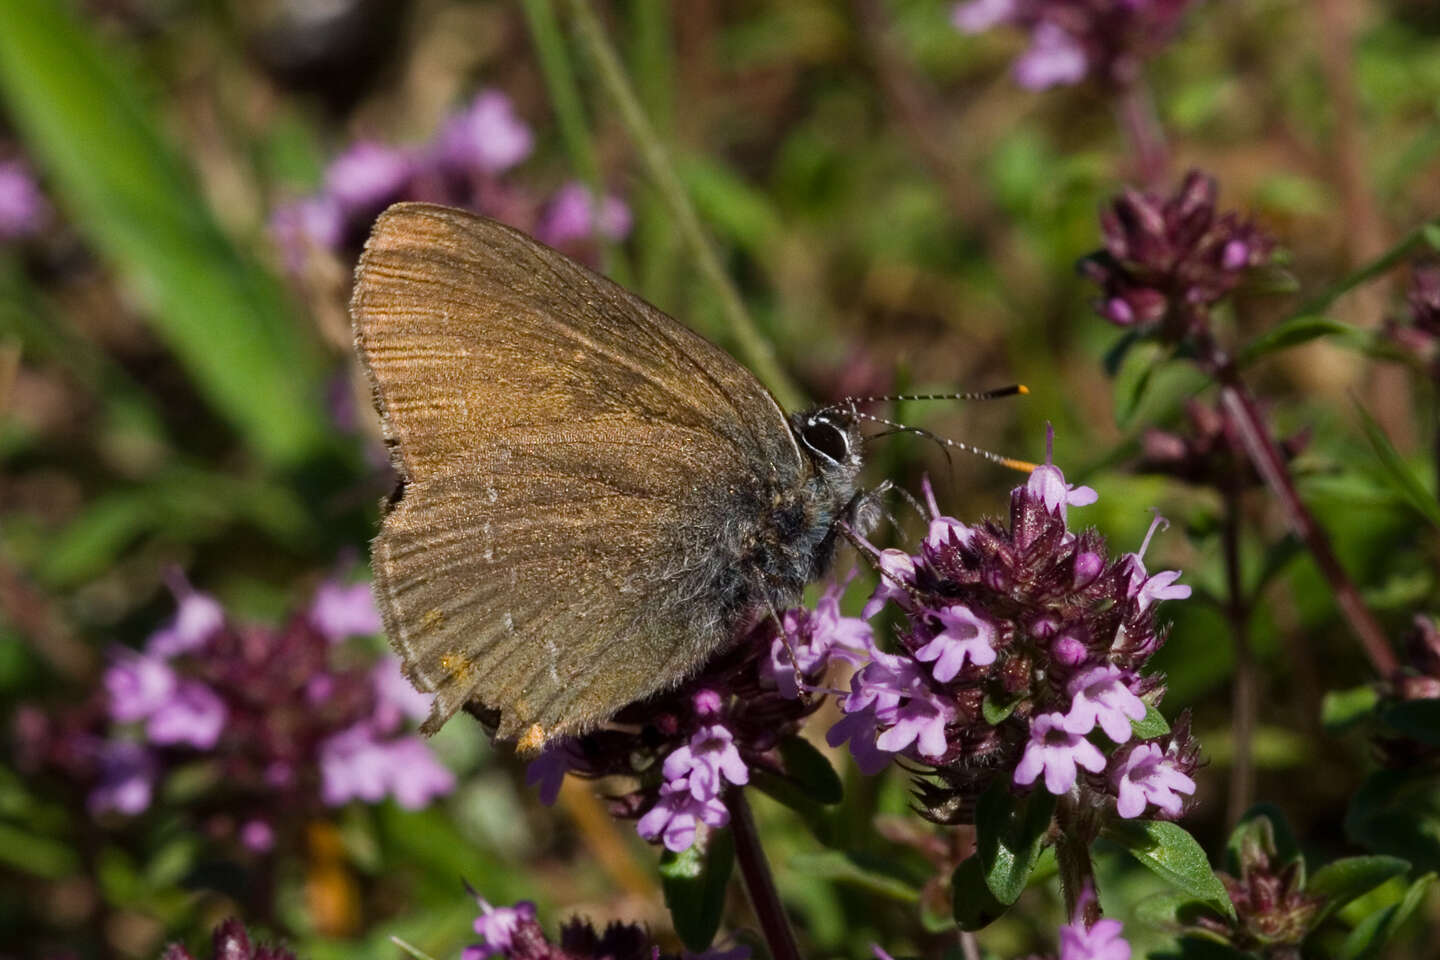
top-left (351, 203), bottom-right (802, 744)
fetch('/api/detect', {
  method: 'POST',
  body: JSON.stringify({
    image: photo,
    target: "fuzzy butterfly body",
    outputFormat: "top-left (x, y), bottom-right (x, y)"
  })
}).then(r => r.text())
top-left (351, 203), bottom-right (870, 750)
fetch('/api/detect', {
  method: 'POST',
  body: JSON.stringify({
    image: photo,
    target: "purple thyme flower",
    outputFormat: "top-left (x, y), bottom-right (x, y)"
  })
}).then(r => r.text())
top-left (309, 578), bottom-right (383, 641)
top-left (525, 741), bottom-right (576, 806)
top-left (636, 777), bottom-right (731, 852)
top-left (146, 587), bottom-right (224, 658)
top-left (834, 649), bottom-right (954, 763)
top-left (269, 196), bottom-right (343, 269)
top-left (915, 604), bottom-right (998, 682)
top-left (1014, 711), bottom-right (1107, 794)
top-left (536, 181), bottom-right (632, 249)
top-left (145, 680), bottom-right (227, 749)
top-left (1122, 513), bottom-right (1192, 611)
top-left (240, 819), bottom-right (275, 853)
top-left (1063, 664), bottom-right (1147, 743)
top-left (1014, 21), bottom-right (1088, 89)
top-left (439, 89), bottom-right (535, 174)
top-left (323, 140), bottom-right (414, 215)
top-left (1059, 914), bottom-right (1131, 960)
top-left (104, 651), bottom-right (177, 724)
top-left (771, 580), bottom-right (873, 697)
top-left (952, 0), bottom-right (1198, 90)
top-left (0, 157), bottom-right (48, 241)
top-left (1109, 740), bottom-right (1196, 817)
top-left (663, 721), bottom-right (751, 801)
top-left (466, 898), bottom-right (538, 960)
top-left (88, 739), bottom-right (157, 816)
top-left (862, 549), bottom-right (916, 619)
top-left (318, 723), bottom-right (455, 810)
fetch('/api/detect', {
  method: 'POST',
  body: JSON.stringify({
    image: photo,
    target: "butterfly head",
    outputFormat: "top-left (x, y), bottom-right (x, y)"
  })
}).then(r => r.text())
top-left (791, 408), bottom-right (865, 493)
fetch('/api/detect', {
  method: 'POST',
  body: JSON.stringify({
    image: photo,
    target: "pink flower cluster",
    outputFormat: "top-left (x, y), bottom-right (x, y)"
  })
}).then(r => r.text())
top-left (780, 429), bottom-right (1199, 822)
top-left (92, 573), bottom-right (453, 848)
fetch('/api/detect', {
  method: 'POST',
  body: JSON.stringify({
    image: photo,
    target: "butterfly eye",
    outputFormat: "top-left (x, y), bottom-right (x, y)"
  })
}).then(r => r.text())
top-left (801, 417), bottom-right (850, 465)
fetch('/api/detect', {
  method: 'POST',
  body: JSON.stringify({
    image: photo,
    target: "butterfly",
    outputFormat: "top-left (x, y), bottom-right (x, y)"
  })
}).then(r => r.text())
top-left (351, 203), bottom-right (875, 753)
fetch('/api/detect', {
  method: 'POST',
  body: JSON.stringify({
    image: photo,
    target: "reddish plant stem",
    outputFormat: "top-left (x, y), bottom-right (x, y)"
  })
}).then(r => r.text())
top-left (1200, 337), bottom-right (1398, 678)
top-left (727, 790), bottom-right (803, 960)
top-left (1219, 476), bottom-right (1256, 826)
top-left (1115, 80), bottom-right (1170, 190)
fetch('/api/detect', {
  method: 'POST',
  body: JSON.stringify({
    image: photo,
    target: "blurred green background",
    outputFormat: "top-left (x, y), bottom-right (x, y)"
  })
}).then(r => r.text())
top-left (2, 0), bottom-right (1439, 957)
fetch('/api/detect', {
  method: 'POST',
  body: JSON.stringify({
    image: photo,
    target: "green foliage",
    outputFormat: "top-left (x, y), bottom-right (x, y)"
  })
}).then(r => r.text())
top-left (660, 828), bottom-right (735, 952)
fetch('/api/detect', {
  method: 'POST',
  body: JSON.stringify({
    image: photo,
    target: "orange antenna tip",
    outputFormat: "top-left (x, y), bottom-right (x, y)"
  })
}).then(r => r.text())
top-left (1016, 384), bottom-right (1030, 395)
top-left (999, 457), bottom-right (1040, 474)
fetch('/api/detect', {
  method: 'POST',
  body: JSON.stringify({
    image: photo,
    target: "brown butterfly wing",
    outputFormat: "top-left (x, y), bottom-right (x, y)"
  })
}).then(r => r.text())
top-left (351, 202), bottom-right (802, 745)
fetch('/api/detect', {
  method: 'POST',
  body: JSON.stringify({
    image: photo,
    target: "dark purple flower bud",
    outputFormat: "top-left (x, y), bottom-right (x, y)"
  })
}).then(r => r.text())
top-left (1073, 550), bottom-right (1104, 589)
top-left (160, 918), bottom-right (298, 960)
top-left (1052, 632), bottom-right (1089, 667)
top-left (1081, 171), bottom-right (1275, 339)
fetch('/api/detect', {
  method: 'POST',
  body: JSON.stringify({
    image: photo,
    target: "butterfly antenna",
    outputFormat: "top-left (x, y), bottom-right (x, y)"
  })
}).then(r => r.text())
top-left (817, 383), bottom-right (1028, 415)
top-left (852, 410), bottom-right (1038, 473)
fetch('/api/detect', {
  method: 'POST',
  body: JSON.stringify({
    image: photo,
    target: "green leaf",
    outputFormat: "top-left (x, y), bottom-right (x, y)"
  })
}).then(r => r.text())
top-left (660, 828), bottom-right (735, 953)
top-left (1322, 685), bottom-right (1381, 734)
top-left (950, 855), bottom-right (1010, 932)
top-left (1380, 699), bottom-right (1440, 746)
top-left (1346, 769), bottom-right (1440, 873)
top-left (788, 850), bottom-right (921, 903)
top-left (1131, 705), bottom-right (1171, 740)
top-left (975, 782), bottom-right (1056, 905)
top-left (1337, 872), bottom-right (1434, 960)
top-left (1236, 315), bottom-right (1364, 367)
top-left (776, 736), bottom-right (843, 805)
top-left (1289, 216), bottom-right (1440, 321)
top-left (981, 690), bottom-right (1023, 726)
top-left (0, 821), bottom-right (80, 879)
top-left (0, 0), bottom-right (328, 465)
top-left (1308, 856), bottom-right (1410, 921)
top-left (1353, 401), bottom-right (1440, 531)
top-left (1105, 820), bottom-right (1236, 920)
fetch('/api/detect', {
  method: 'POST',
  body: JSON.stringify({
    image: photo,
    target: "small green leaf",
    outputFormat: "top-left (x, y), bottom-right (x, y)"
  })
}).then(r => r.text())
top-left (1236, 263), bottom-right (1301, 297)
top-left (788, 850), bottom-right (921, 903)
top-left (776, 736), bottom-right (843, 805)
top-left (975, 782), bottom-right (1056, 905)
top-left (1103, 330), bottom-right (1143, 377)
top-left (1322, 686), bottom-right (1381, 734)
top-left (660, 827), bottom-right (735, 953)
top-left (1380, 698), bottom-right (1440, 746)
top-left (1424, 222), bottom-right (1440, 251)
top-left (1105, 820), bottom-right (1235, 920)
top-left (1112, 341), bottom-right (1162, 428)
top-left (951, 855), bottom-right (1010, 932)
top-left (1131, 705), bottom-right (1171, 740)
top-left (1353, 401), bottom-right (1440, 531)
top-left (1237, 315), bottom-right (1363, 367)
top-left (1337, 872), bottom-right (1434, 960)
top-left (1308, 855), bottom-right (1410, 921)
top-left (981, 691), bottom-right (1023, 726)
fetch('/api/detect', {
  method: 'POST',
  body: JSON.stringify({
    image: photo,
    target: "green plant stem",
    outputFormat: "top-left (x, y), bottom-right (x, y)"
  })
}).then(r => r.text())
top-left (567, 0), bottom-right (802, 411)
top-left (727, 790), bottom-right (803, 960)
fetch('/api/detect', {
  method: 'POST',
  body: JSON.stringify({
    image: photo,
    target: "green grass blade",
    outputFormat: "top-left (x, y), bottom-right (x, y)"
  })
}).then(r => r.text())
top-left (0, 0), bottom-right (329, 465)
